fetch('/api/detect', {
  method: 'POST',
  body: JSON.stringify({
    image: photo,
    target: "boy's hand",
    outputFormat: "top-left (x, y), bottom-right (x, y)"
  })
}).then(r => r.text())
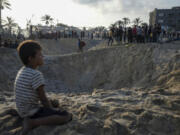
top-left (37, 85), bottom-right (52, 108)
top-left (50, 99), bottom-right (59, 108)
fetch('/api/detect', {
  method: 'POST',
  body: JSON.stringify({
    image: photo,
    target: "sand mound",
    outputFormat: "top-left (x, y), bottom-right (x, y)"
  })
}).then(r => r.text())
top-left (1, 40), bottom-right (180, 135)
top-left (39, 43), bottom-right (180, 92)
top-left (38, 39), bottom-right (104, 55)
top-left (1, 88), bottom-right (180, 135)
top-left (0, 48), bottom-right (21, 93)
top-left (1, 42), bottom-right (180, 92)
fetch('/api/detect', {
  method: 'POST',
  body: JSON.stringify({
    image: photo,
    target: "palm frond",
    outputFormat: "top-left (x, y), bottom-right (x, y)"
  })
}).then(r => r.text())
top-left (1, 0), bottom-right (11, 10)
top-left (41, 15), bottom-right (54, 25)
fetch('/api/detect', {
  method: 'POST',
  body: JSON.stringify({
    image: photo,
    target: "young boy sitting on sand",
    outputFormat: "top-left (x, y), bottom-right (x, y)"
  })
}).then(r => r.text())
top-left (14, 40), bottom-right (72, 135)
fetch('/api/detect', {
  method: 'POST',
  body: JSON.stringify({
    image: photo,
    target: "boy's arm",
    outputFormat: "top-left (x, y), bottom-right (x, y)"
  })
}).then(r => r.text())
top-left (37, 85), bottom-right (52, 108)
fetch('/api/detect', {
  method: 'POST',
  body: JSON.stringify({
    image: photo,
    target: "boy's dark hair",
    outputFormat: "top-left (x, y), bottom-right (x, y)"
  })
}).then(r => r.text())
top-left (17, 40), bottom-right (42, 65)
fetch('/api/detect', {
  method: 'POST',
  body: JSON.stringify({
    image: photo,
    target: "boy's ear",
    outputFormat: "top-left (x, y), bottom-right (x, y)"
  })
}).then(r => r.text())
top-left (28, 56), bottom-right (33, 62)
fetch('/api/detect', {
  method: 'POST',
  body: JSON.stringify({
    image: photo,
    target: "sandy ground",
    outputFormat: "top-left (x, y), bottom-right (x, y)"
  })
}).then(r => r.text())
top-left (1, 88), bottom-right (180, 135)
top-left (38, 38), bottom-right (105, 55)
top-left (0, 39), bottom-right (180, 135)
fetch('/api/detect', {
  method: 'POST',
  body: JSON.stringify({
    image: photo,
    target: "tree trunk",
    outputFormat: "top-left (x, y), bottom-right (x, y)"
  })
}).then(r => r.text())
top-left (0, 1), bottom-right (2, 46)
top-left (0, 1), bottom-right (2, 31)
top-left (10, 27), bottom-right (11, 35)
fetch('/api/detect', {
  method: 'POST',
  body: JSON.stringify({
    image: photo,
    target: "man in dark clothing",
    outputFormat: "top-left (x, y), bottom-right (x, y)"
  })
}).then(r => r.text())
top-left (78, 39), bottom-right (86, 52)
top-left (127, 27), bottom-right (133, 43)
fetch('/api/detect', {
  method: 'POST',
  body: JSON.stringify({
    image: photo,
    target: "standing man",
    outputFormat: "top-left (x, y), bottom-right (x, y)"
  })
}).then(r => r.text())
top-left (108, 29), bottom-right (113, 46)
top-left (78, 38), bottom-right (86, 52)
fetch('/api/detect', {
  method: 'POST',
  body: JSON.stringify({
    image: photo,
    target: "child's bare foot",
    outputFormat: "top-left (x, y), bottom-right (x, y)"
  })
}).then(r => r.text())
top-left (21, 118), bottom-right (33, 135)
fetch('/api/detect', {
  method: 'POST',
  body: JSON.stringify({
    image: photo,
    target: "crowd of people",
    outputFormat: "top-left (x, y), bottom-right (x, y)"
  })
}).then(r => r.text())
top-left (0, 34), bottom-right (25, 49)
top-left (30, 30), bottom-right (105, 40)
top-left (108, 24), bottom-right (180, 46)
top-left (1, 23), bottom-right (180, 49)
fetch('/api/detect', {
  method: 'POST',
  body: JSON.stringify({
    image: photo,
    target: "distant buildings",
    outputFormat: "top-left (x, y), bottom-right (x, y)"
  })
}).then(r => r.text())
top-left (149, 7), bottom-right (180, 31)
top-left (35, 25), bottom-right (81, 33)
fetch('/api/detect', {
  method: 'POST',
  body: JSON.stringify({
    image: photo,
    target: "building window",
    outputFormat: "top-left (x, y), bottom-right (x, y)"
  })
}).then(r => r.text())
top-left (168, 20), bottom-right (173, 23)
top-left (158, 19), bottom-right (164, 23)
top-left (168, 13), bottom-right (174, 16)
top-left (158, 13), bottom-right (164, 17)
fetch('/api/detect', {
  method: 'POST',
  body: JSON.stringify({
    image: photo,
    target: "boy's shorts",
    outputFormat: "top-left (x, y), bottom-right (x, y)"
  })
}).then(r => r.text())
top-left (30, 107), bottom-right (69, 119)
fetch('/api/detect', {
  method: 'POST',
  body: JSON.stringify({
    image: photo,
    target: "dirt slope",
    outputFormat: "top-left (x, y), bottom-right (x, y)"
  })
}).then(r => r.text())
top-left (0, 40), bottom-right (180, 135)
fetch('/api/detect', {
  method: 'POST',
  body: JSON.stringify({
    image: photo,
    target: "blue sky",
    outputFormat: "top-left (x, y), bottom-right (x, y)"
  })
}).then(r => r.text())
top-left (3, 0), bottom-right (180, 28)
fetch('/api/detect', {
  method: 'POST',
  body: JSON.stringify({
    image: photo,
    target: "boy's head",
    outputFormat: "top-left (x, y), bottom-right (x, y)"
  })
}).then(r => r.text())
top-left (17, 40), bottom-right (43, 67)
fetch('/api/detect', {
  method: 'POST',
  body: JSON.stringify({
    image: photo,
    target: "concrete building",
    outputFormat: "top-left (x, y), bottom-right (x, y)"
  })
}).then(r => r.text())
top-left (149, 7), bottom-right (180, 31)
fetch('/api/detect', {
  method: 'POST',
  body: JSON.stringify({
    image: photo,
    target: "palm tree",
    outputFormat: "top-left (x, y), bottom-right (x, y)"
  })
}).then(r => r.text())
top-left (0, 0), bottom-right (11, 30)
top-left (141, 22), bottom-right (148, 27)
top-left (133, 17), bottom-right (142, 26)
top-left (26, 19), bottom-right (32, 30)
top-left (116, 20), bottom-right (123, 28)
top-left (122, 17), bottom-right (130, 28)
top-left (17, 26), bottom-right (22, 35)
top-left (41, 15), bottom-right (53, 26)
top-left (26, 18), bottom-right (33, 37)
top-left (4, 17), bottom-right (17, 34)
top-left (109, 23), bottom-right (116, 31)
